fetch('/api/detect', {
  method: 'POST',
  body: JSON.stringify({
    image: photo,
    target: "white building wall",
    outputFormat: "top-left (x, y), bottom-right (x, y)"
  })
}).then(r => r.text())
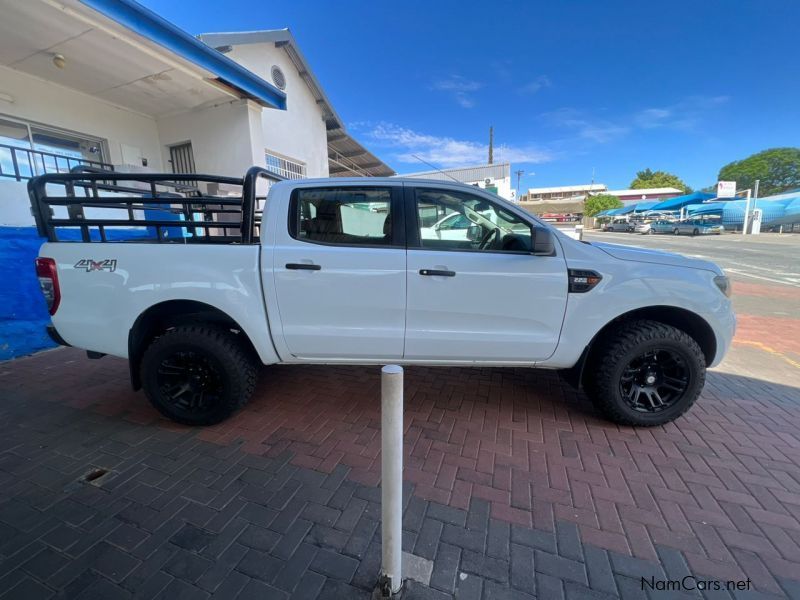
top-left (0, 66), bottom-right (166, 226)
top-left (0, 66), bottom-right (162, 169)
top-left (223, 43), bottom-right (329, 177)
top-left (156, 99), bottom-right (263, 178)
top-left (462, 177), bottom-right (515, 201)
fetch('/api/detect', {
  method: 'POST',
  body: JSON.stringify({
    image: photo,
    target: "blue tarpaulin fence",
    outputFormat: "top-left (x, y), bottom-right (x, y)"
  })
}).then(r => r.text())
top-left (0, 226), bottom-right (152, 360)
top-left (1, 227), bottom-right (54, 360)
top-left (686, 196), bottom-right (800, 227)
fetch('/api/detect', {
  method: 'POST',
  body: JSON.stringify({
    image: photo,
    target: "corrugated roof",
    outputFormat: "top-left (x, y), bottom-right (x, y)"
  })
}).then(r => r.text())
top-left (328, 130), bottom-right (395, 177)
top-left (400, 163), bottom-right (510, 183)
top-left (527, 183), bottom-right (607, 195)
top-left (606, 187), bottom-right (683, 196)
top-left (519, 200), bottom-right (584, 215)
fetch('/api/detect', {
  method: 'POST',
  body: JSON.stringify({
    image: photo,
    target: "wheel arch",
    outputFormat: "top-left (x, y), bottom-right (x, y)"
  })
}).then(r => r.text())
top-left (128, 300), bottom-right (259, 390)
top-left (571, 305), bottom-right (717, 389)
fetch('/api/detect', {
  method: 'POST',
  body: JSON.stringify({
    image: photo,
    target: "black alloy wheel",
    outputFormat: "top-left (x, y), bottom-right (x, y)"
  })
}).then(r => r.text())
top-left (618, 348), bottom-right (689, 413)
top-left (583, 319), bottom-right (706, 426)
top-left (156, 350), bottom-right (224, 415)
top-left (141, 325), bottom-right (257, 425)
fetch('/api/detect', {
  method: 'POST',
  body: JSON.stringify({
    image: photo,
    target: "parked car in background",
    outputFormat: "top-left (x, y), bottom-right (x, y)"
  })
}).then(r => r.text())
top-left (649, 220), bottom-right (678, 235)
top-left (673, 219), bottom-right (725, 236)
top-left (602, 218), bottom-right (634, 232)
top-left (421, 212), bottom-right (473, 241)
top-left (633, 221), bottom-right (651, 234)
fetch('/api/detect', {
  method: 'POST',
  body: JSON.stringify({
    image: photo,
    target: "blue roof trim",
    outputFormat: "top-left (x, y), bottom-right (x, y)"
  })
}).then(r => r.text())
top-left (79, 0), bottom-right (287, 110)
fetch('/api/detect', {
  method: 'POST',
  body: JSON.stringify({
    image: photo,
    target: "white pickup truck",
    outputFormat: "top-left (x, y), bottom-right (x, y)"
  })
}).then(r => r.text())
top-left (30, 167), bottom-right (735, 428)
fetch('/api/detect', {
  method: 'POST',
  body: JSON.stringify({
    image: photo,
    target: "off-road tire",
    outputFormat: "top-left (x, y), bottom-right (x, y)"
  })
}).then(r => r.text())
top-left (584, 320), bottom-right (706, 426)
top-left (141, 325), bottom-right (257, 425)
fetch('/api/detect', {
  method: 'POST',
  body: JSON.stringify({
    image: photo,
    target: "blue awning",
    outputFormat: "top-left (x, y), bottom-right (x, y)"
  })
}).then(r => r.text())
top-left (687, 202), bottom-right (726, 216)
top-left (603, 207), bottom-right (627, 216)
top-left (650, 192), bottom-right (715, 211)
top-left (80, 0), bottom-right (287, 110)
top-left (632, 201), bottom-right (659, 212)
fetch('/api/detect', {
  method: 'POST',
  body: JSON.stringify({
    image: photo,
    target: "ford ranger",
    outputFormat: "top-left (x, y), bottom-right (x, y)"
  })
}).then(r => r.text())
top-left (29, 167), bottom-right (735, 427)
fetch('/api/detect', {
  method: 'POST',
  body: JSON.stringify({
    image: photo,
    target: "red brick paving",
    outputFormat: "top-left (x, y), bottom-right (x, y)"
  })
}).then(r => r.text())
top-left (2, 344), bottom-right (800, 593)
top-left (735, 314), bottom-right (800, 357)
top-left (732, 280), bottom-right (800, 301)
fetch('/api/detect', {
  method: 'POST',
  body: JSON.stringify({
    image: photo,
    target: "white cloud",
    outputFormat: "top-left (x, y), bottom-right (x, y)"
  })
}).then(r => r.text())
top-left (635, 108), bottom-right (673, 128)
top-left (519, 75), bottom-right (552, 95)
top-left (432, 75), bottom-right (482, 93)
top-left (360, 122), bottom-right (553, 168)
top-left (431, 75), bottom-right (482, 108)
top-left (543, 95), bottom-right (730, 143)
top-left (541, 108), bottom-right (630, 143)
top-left (634, 96), bottom-right (730, 130)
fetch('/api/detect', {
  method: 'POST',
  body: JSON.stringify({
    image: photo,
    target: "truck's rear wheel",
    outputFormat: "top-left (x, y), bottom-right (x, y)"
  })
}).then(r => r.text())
top-left (585, 320), bottom-right (705, 426)
top-left (141, 325), bottom-right (257, 425)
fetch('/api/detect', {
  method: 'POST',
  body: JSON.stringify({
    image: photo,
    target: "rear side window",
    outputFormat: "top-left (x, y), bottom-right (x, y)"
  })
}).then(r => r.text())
top-left (290, 187), bottom-right (395, 246)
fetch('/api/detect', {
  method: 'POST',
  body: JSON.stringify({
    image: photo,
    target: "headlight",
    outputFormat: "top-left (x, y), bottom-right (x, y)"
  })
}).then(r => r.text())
top-left (713, 275), bottom-right (731, 297)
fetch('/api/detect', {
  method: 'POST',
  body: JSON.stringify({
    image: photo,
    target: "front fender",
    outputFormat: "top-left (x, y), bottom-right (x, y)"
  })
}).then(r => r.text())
top-left (542, 262), bottom-right (734, 369)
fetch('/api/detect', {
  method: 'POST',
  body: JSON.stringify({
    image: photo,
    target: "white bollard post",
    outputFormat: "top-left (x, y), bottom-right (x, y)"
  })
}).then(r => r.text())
top-left (380, 365), bottom-right (403, 595)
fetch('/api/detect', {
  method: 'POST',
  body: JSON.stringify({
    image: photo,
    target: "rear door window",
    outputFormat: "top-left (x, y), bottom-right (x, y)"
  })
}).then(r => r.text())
top-left (290, 187), bottom-right (397, 246)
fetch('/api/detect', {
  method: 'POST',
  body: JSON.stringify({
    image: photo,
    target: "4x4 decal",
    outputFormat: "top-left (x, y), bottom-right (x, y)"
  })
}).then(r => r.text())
top-left (74, 259), bottom-right (117, 272)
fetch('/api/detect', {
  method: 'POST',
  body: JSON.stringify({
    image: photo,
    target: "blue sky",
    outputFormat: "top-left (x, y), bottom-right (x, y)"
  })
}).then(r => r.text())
top-left (142, 0), bottom-right (799, 191)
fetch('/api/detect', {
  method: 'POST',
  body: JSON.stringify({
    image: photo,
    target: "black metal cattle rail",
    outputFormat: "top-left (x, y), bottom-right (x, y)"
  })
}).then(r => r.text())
top-left (27, 166), bottom-right (282, 244)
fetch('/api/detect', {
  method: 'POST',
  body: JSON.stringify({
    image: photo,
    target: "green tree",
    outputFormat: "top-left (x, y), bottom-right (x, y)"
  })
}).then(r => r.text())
top-left (584, 194), bottom-right (623, 217)
top-left (630, 169), bottom-right (692, 194)
top-left (718, 148), bottom-right (800, 197)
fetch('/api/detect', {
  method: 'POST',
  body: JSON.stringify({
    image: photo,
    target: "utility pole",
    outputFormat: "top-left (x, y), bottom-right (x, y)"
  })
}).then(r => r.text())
top-left (515, 169), bottom-right (524, 201)
top-left (488, 126), bottom-right (493, 164)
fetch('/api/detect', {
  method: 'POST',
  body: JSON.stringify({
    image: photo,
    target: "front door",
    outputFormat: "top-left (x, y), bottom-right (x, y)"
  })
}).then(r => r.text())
top-left (271, 184), bottom-right (406, 359)
top-left (404, 186), bottom-right (568, 363)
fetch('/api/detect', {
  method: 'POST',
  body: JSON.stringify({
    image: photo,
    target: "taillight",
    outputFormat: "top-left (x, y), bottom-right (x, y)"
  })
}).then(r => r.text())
top-left (35, 257), bottom-right (60, 315)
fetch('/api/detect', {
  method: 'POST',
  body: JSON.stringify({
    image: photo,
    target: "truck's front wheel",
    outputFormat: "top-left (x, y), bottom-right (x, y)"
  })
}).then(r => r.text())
top-left (140, 325), bottom-right (257, 425)
top-left (585, 320), bottom-right (705, 426)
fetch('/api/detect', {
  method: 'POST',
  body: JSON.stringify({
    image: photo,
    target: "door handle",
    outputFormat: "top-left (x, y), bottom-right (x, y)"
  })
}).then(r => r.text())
top-left (286, 263), bottom-right (321, 271)
top-left (419, 269), bottom-right (455, 277)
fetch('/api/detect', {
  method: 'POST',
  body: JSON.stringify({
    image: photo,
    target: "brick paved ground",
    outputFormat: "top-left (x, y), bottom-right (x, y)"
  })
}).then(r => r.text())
top-left (1, 275), bottom-right (799, 599)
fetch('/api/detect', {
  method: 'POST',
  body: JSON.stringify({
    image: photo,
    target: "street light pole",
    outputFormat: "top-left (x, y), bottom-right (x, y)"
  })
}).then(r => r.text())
top-left (515, 169), bottom-right (524, 201)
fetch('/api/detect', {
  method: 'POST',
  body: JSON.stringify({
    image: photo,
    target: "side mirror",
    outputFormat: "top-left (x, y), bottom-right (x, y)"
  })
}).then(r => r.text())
top-left (467, 224), bottom-right (482, 241)
top-left (532, 226), bottom-right (555, 256)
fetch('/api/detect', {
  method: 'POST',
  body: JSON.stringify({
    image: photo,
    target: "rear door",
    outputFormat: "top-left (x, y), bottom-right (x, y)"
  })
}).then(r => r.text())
top-left (404, 185), bottom-right (568, 363)
top-left (271, 183), bottom-right (406, 360)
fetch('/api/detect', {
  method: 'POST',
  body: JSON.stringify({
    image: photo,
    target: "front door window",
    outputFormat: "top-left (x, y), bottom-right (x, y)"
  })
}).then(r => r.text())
top-left (414, 188), bottom-right (533, 253)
